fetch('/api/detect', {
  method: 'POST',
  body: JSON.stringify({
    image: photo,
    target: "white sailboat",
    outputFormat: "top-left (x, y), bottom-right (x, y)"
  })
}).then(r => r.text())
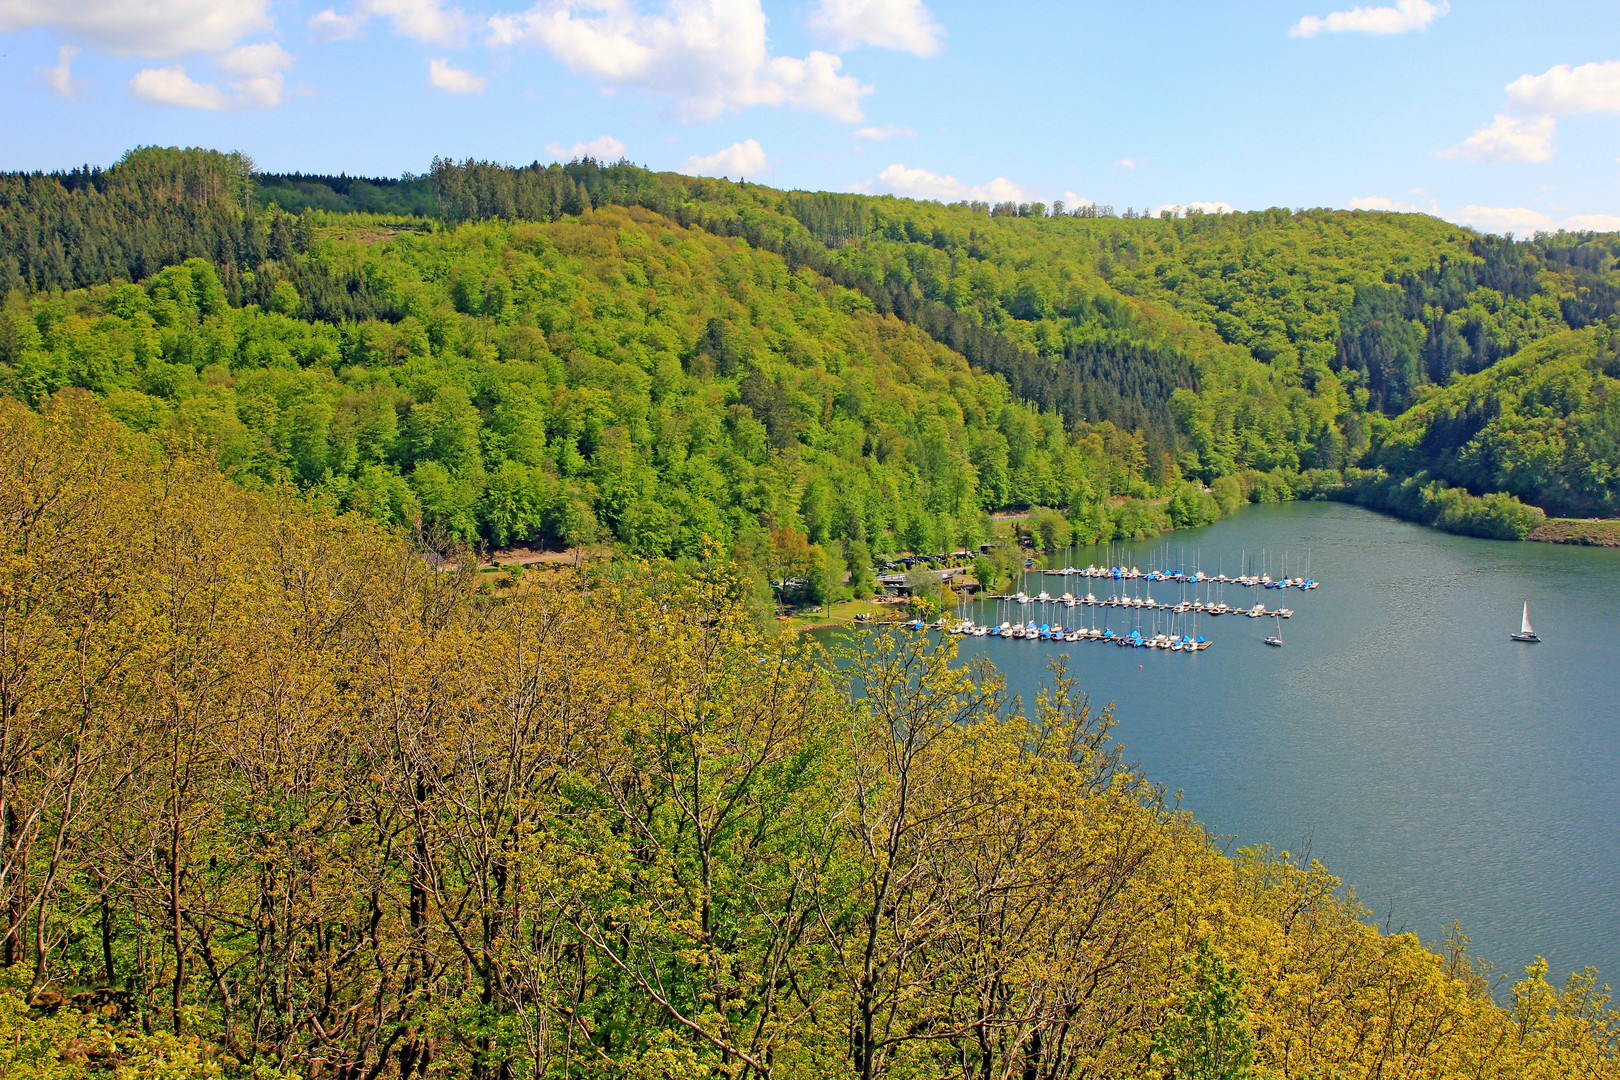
top-left (1263, 613), bottom-right (1283, 647)
top-left (1510, 601), bottom-right (1541, 642)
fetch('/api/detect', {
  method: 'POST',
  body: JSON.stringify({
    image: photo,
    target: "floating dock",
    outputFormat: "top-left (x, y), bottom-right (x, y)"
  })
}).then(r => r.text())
top-left (898, 618), bottom-right (1211, 650)
top-left (984, 592), bottom-right (1293, 618)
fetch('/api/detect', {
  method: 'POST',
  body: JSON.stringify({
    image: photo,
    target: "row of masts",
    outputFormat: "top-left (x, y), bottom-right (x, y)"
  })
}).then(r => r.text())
top-left (987, 590), bottom-right (1294, 618)
top-left (1036, 566), bottom-right (1317, 590)
top-left (929, 584), bottom-right (1219, 650)
top-left (1040, 542), bottom-right (1316, 588)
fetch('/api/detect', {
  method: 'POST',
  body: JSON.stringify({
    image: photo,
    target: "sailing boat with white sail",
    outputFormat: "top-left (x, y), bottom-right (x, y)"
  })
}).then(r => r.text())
top-left (1510, 601), bottom-right (1541, 642)
top-left (1263, 613), bottom-right (1283, 647)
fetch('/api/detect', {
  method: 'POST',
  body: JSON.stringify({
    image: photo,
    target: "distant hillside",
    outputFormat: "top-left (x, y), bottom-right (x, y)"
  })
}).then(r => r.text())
top-left (3, 147), bottom-right (1617, 552)
top-left (1376, 327), bottom-right (1620, 517)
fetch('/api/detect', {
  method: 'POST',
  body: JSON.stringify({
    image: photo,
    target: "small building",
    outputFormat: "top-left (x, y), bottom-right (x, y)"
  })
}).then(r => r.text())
top-left (877, 567), bottom-right (974, 596)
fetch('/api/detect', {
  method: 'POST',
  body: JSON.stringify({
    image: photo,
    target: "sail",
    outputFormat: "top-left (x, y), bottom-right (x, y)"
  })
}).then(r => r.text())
top-left (1521, 601), bottom-right (1533, 635)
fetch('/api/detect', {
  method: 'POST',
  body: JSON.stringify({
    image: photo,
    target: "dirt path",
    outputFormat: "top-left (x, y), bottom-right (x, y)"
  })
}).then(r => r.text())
top-left (479, 546), bottom-right (611, 569)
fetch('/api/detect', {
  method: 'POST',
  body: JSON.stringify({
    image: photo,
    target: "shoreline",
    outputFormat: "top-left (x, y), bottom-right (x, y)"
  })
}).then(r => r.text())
top-left (1526, 519), bottom-right (1620, 547)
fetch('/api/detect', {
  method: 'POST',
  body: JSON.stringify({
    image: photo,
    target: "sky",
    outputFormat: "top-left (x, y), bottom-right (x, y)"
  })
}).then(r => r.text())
top-left (1, 0), bottom-right (1617, 234)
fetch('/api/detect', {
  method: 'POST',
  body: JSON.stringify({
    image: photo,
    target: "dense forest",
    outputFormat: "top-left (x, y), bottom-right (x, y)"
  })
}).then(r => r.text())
top-left (1, 395), bottom-right (1616, 1079)
top-left (2, 147), bottom-right (1616, 573)
top-left (0, 200), bottom-right (1177, 593)
top-left (1370, 327), bottom-right (1620, 517)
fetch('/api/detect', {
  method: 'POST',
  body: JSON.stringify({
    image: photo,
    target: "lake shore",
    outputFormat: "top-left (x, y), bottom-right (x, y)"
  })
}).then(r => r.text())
top-left (1527, 518), bottom-right (1620, 546)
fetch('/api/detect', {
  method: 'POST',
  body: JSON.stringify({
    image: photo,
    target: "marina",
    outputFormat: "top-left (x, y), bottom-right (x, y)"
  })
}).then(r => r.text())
top-left (900, 557), bottom-right (1317, 649)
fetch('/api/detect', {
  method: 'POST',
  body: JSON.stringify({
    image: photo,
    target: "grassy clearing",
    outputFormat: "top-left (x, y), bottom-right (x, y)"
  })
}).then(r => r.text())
top-left (1527, 518), bottom-right (1620, 546)
top-left (779, 597), bottom-right (907, 634)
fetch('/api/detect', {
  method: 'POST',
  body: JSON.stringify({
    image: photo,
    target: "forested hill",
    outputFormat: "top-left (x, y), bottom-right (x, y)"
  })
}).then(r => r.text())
top-left (3, 147), bottom-right (1618, 553)
top-left (1373, 327), bottom-right (1620, 517)
top-left (2, 155), bottom-right (1158, 584)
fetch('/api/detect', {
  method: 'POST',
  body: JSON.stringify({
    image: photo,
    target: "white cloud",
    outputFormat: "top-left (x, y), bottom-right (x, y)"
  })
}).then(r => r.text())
top-left (681, 139), bottom-right (769, 178)
top-left (428, 57), bottom-right (486, 93)
top-left (1347, 195), bottom-right (1423, 211)
top-left (1345, 200), bottom-right (1618, 235)
top-left (310, 0), bottom-right (468, 44)
top-left (373, 0), bottom-right (466, 42)
top-left (0, 0), bottom-right (271, 57)
top-left (1116, 157), bottom-right (1142, 169)
top-left (546, 134), bottom-right (627, 160)
top-left (1062, 191), bottom-right (1094, 209)
top-left (1289, 0), bottom-right (1447, 38)
top-left (1505, 60), bottom-right (1620, 116)
top-left (38, 44), bottom-right (80, 100)
top-left (129, 41), bottom-right (291, 109)
top-left (1446, 205), bottom-right (1554, 234)
top-left (852, 124), bottom-right (915, 141)
top-left (969, 176), bottom-right (1027, 203)
top-left (1442, 60), bottom-right (1619, 168)
top-left (217, 40), bottom-right (289, 76)
top-left (2, 0), bottom-right (298, 109)
top-left (1563, 214), bottom-right (1620, 232)
top-left (1439, 114), bottom-right (1555, 163)
top-left (308, 8), bottom-right (362, 39)
top-left (861, 163), bottom-right (1028, 203)
top-left (487, 0), bottom-right (870, 122)
top-left (1154, 201), bottom-right (1236, 217)
top-left (215, 41), bottom-right (290, 106)
top-left (130, 65), bottom-right (230, 109)
top-left (807, 0), bottom-right (942, 56)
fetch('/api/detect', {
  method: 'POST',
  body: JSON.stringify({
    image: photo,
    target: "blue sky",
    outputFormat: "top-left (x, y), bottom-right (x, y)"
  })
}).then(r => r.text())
top-left (2, 0), bottom-right (1617, 233)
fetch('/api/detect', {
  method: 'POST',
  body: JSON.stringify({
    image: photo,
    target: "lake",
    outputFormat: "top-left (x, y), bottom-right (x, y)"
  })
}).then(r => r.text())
top-left (837, 502), bottom-right (1620, 988)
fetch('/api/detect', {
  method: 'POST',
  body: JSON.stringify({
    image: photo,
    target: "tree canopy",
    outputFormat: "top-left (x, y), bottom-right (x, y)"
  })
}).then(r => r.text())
top-left (3, 147), bottom-right (1618, 564)
top-left (0, 393), bottom-right (1615, 1079)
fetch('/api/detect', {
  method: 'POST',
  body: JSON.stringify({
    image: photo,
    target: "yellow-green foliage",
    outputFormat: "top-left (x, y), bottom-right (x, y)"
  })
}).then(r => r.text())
top-left (0, 392), bottom-right (1614, 1078)
top-left (0, 969), bottom-right (272, 1079)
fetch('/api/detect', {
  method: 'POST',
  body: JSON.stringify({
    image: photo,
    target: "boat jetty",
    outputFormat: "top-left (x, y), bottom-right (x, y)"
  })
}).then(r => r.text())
top-left (985, 589), bottom-right (1295, 619)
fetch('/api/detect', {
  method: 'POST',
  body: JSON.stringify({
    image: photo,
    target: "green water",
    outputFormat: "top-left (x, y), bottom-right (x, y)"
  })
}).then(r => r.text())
top-left (841, 502), bottom-right (1620, 985)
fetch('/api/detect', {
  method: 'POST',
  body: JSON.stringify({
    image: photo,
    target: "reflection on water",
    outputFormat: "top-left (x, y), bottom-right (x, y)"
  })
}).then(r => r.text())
top-left (823, 502), bottom-right (1620, 985)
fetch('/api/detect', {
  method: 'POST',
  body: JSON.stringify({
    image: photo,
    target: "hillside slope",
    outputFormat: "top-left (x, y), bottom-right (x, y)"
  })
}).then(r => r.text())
top-left (1, 394), bottom-right (1615, 1079)
top-left (416, 157), bottom-right (1620, 493)
top-left (2, 198), bottom-right (1162, 567)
